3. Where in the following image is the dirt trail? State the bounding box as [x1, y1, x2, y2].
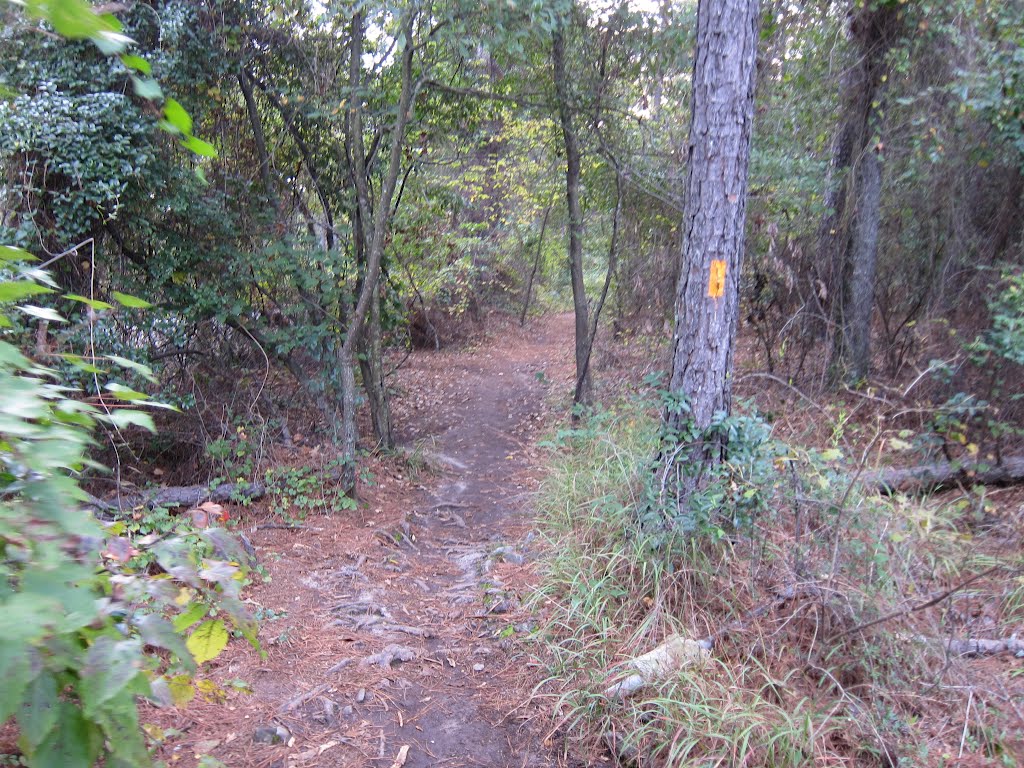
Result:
[158, 315, 578, 768]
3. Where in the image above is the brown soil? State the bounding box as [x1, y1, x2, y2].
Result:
[144, 313, 580, 768]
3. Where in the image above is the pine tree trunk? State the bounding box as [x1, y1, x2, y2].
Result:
[665, 0, 760, 498]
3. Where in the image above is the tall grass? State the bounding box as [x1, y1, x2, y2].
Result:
[529, 393, 1021, 767]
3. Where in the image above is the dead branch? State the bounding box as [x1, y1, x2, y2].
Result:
[868, 455, 1024, 495]
[914, 635, 1024, 657]
[830, 565, 1004, 642]
[85, 481, 266, 513]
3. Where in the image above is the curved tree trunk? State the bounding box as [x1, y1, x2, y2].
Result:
[665, 0, 760, 502]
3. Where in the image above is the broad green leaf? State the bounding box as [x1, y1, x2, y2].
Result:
[163, 98, 193, 136]
[0, 281, 52, 303]
[62, 353, 106, 374]
[92, 30, 134, 56]
[0, 246, 36, 262]
[79, 638, 144, 717]
[131, 75, 163, 101]
[91, 690, 149, 765]
[41, 0, 120, 38]
[19, 305, 65, 322]
[107, 354, 156, 382]
[104, 383, 150, 402]
[105, 409, 157, 432]
[172, 601, 209, 634]
[120, 54, 151, 75]
[0, 641, 31, 722]
[17, 672, 59, 749]
[186, 620, 229, 665]
[135, 614, 195, 672]
[183, 135, 218, 158]
[110, 291, 153, 308]
[31, 702, 103, 768]
[64, 293, 113, 310]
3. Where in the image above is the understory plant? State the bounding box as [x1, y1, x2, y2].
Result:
[1, 248, 256, 767]
[531, 387, 1019, 766]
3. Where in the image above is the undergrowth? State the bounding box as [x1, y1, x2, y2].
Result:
[531, 390, 1022, 767]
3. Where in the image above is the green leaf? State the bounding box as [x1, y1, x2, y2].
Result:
[62, 353, 106, 374]
[110, 291, 153, 308]
[172, 602, 209, 634]
[105, 409, 157, 432]
[79, 638, 144, 717]
[19, 305, 65, 322]
[120, 54, 151, 75]
[44, 0, 121, 38]
[186, 620, 229, 665]
[0, 246, 36, 262]
[136, 613, 195, 672]
[107, 354, 156, 382]
[163, 98, 193, 136]
[183, 135, 218, 158]
[0, 281, 52, 303]
[64, 293, 113, 310]
[17, 672, 59, 750]
[130, 75, 163, 101]
[0, 640, 31, 723]
[88, 690, 149, 766]
[31, 702, 103, 768]
[104, 383, 150, 402]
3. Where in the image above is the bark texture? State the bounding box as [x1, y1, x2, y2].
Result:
[667, 0, 759, 445]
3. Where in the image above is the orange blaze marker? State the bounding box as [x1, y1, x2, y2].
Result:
[708, 259, 726, 298]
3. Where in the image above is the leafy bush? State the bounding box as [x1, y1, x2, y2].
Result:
[1, 249, 255, 767]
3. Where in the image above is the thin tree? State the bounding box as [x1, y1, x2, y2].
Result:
[664, 0, 760, 501]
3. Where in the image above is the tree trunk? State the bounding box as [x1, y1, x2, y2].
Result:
[665, 0, 760, 498]
[237, 69, 276, 210]
[358, 294, 395, 451]
[821, 2, 904, 384]
[520, 202, 552, 326]
[338, 9, 416, 491]
[840, 145, 882, 382]
[552, 25, 592, 409]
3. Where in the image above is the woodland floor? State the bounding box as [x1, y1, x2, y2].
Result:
[145, 313, 585, 768]
[118, 308, 1024, 768]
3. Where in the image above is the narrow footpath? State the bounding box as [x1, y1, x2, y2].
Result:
[153, 315, 579, 768]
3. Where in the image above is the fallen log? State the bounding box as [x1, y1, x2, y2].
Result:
[84, 481, 266, 513]
[868, 455, 1024, 495]
[914, 635, 1024, 657]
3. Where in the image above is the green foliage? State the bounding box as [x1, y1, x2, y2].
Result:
[0, 256, 255, 767]
[265, 463, 357, 523]
[0, 88, 152, 247]
[529, 387, 991, 764]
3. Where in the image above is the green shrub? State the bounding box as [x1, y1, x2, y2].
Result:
[1, 249, 255, 767]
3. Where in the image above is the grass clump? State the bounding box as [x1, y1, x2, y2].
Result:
[530, 389, 1023, 767]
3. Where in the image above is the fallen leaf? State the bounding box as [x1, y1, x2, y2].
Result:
[389, 745, 410, 768]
